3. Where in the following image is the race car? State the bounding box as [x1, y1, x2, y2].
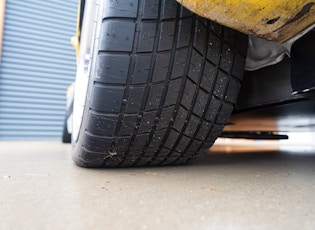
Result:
[64, 0, 315, 167]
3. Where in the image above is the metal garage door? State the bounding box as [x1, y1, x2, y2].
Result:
[0, 0, 77, 140]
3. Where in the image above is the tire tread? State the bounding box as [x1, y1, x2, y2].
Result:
[74, 0, 248, 167]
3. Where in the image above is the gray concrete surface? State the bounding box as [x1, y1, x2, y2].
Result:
[1, 141, 315, 230]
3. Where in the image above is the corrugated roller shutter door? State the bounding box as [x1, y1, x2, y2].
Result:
[0, 0, 77, 140]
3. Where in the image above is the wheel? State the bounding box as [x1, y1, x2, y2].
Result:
[62, 83, 75, 144]
[72, 0, 248, 167]
[62, 117, 71, 143]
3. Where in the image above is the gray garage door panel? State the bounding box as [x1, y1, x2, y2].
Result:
[0, 0, 77, 140]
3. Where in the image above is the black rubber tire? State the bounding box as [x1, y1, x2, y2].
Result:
[62, 117, 71, 143]
[72, 0, 248, 167]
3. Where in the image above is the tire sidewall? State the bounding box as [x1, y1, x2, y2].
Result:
[71, 0, 103, 164]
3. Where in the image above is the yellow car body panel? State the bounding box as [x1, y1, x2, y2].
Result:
[73, 0, 315, 54]
[72, 0, 83, 63]
[179, 0, 315, 42]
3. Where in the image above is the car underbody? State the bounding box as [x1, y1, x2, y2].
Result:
[225, 28, 315, 139]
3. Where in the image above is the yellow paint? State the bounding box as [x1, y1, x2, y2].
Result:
[72, 0, 82, 63]
[73, 0, 315, 47]
[66, 83, 75, 97]
[179, 0, 315, 42]
[71, 35, 79, 62]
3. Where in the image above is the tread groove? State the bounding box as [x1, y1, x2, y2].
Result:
[118, 0, 164, 167]
[156, 10, 196, 165]
[129, 0, 167, 167]
[170, 18, 212, 164]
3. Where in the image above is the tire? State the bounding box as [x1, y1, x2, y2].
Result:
[62, 117, 71, 143]
[72, 0, 248, 167]
[62, 84, 74, 144]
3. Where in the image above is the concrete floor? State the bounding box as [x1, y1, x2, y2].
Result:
[1, 141, 315, 230]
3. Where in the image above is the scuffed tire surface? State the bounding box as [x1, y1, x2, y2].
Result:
[72, 0, 248, 167]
